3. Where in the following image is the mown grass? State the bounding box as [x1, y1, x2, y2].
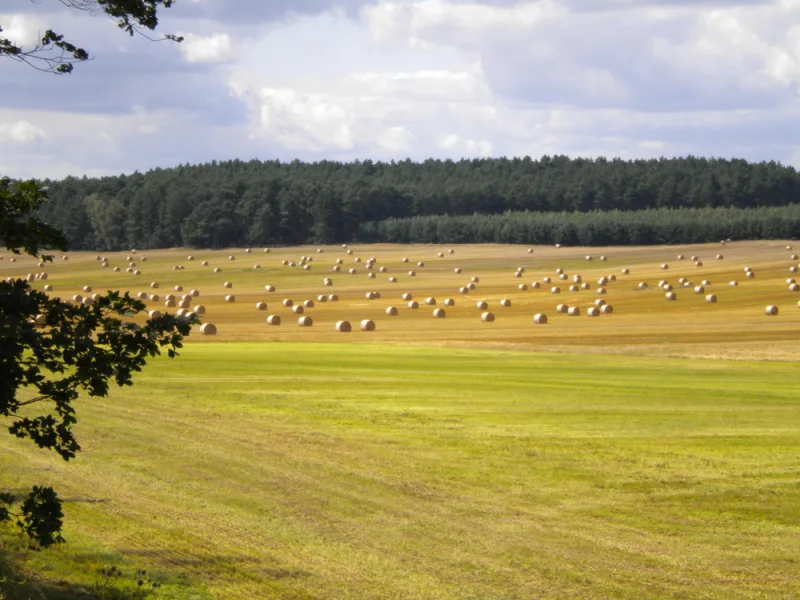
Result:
[2, 342, 799, 599]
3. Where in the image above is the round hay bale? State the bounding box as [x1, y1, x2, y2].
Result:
[690, 255, 698, 261]
[335, 321, 352, 332]
[695, 261, 703, 267]
[500, 299, 511, 307]
[389, 277, 398, 282]
[459, 287, 469, 294]
[532, 282, 541, 289]
[113, 267, 121, 272]
[282, 260, 289, 266]
[379, 266, 387, 273]
[790, 266, 798, 273]
[164, 299, 176, 308]
[304, 299, 315, 308]
[543, 276, 551, 283]
[360, 319, 376, 331]
[174, 285, 184, 292]
[665, 291, 677, 301]
[569, 285, 579, 292]
[426, 297, 436, 305]
[716, 254, 723, 260]
[559, 274, 568, 281]
[471, 276, 480, 283]
[402, 293, 413, 301]
[600, 256, 608, 262]
[147, 309, 163, 320]
[662, 284, 673, 292]
[527, 248, 533, 253]
[137, 291, 148, 300]
[417, 261, 425, 267]
[298, 316, 313, 327]
[587, 307, 600, 317]
[82, 297, 93, 306]
[256, 302, 267, 311]
[225, 295, 235, 303]
[385, 306, 399, 316]
[266, 315, 281, 325]
[317, 295, 328, 303]
[202, 260, 210, 266]
[556, 269, 564, 275]
[551, 287, 561, 294]
[408, 271, 416, 277]
[223, 282, 232, 289]
[556, 304, 568, 313]
[150, 282, 160, 289]
[518, 284, 528, 291]
[701, 279, 711, 286]
[598, 277, 609, 285]
[228, 255, 236, 261]
[448, 249, 454, 254]
[514, 271, 522, 278]
[567, 307, 580, 316]
[694, 285, 705, 294]
[586, 255, 593, 262]
[454, 268, 462, 274]
[254, 264, 263, 270]
[597, 287, 607, 295]
[476, 300, 488, 310]
[72, 294, 83, 303]
[347, 250, 353, 255]
[789, 283, 800, 292]
[43, 284, 53, 292]
[282, 299, 294, 307]
[788, 278, 797, 285]
[791, 254, 799, 260]
[102, 262, 109, 268]
[572, 274, 582, 283]
[133, 270, 142, 276]
[555, 243, 561, 248]
[444, 298, 455, 306]
[193, 305, 205, 314]
[408, 301, 419, 309]
[176, 308, 188, 317]
[332, 265, 341, 272]
[348, 268, 356, 275]
[328, 294, 339, 301]
[705, 294, 717, 303]
[638, 282, 648, 290]
[368, 272, 375, 279]
[481, 312, 495, 322]
[517, 267, 525, 274]
[214, 267, 222, 273]
[533, 313, 548, 324]
[601, 304, 614, 314]
[365, 291, 376, 300]
[746, 271, 755, 278]
[199, 323, 218, 336]
[661, 264, 669, 270]
[730, 281, 738, 286]
[289, 262, 297, 268]
[82, 285, 92, 293]
[432, 308, 446, 318]
[354, 257, 362, 263]
[765, 305, 778, 316]
[317, 248, 324, 253]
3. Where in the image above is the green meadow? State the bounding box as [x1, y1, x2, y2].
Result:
[2, 242, 800, 599]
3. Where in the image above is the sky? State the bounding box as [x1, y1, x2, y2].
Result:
[1, 0, 800, 179]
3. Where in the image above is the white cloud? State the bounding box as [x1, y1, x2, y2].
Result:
[0, 120, 45, 143]
[0, 13, 43, 47]
[178, 32, 233, 63]
[377, 126, 413, 153]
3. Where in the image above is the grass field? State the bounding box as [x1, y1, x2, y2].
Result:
[1, 242, 799, 599]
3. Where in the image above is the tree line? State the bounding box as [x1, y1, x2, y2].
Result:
[31, 155, 800, 250]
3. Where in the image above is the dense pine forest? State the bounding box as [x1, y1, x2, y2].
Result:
[31, 155, 800, 250]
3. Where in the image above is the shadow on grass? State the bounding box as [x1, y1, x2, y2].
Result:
[0, 547, 156, 600]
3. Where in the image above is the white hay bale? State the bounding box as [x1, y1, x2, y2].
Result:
[256, 302, 267, 311]
[385, 306, 399, 316]
[706, 294, 717, 303]
[408, 271, 416, 277]
[366, 291, 377, 300]
[471, 276, 480, 283]
[417, 261, 425, 268]
[368, 272, 375, 279]
[348, 268, 357, 275]
[317, 249, 324, 254]
[432, 308, 446, 318]
[379, 266, 388, 273]
[43, 285, 53, 292]
[164, 299, 176, 308]
[533, 313, 548, 324]
[134, 270, 142, 276]
[165, 294, 176, 302]
[72, 294, 83, 304]
[347, 250, 354, 255]
[481, 312, 495, 322]
[335, 321, 352, 332]
[695, 261, 703, 267]
[556, 304, 568, 313]
[567, 307, 580, 316]
[292, 305, 304, 314]
[193, 305, 205, 314]
[150, 282, 159, 289]
[518, 284, 528, 291]
[791, 254, 799, 260]
[408, 301, 419, 309]
[694, 285, 705, 294]
[444, 298, 455, 306]
[569, 285, 579, 292]
[555, 243, 561, 248]
[476, 300, 488, 310]
[500, 299, 511, 307]
[137, 292, 148, 300]
[402, 257, 409, 263]
[691, 255, 698, 261]
[543, 276, 551, 283]
[298, 316, 313, 327]
[701, 279, 711, 286]
[266, 315, 282, 325]
[527, 248, 533, 253]
[517, 267, 525, 274]
[532, 282, 541, 289]
[730, 281, 738, 286]
[282, 260, 289, 266]
[282, 299, 293, 307]
[148, 310, 162, 319]
[662, 283, 673, 292]
[426, 297, 436, 305]
[332, 265, 341, 272]
[791, 266, 798, 273]
[174, 285, 183, 292]
[746, 271, 755, 278]
[597, 287, 607, 295]
[789, 283, 800, 292]
[601, 304, 614, 314]
[765, 305, 778, 316]
[598, 277, 609, 286]
[323, 278, 333, 286]
[102, 263, 109, 268]
[82, 285, 92, 293]
[586, 256, 593, 262]
[551, 287, 561, 294]
[460, 287, 469, 294]
[223, 282, 232, 289]
[360, 319, 376, 331]
[661, 264, 669, 270]
[438, 252, 444, 258]
[225, 295, 235, 303]
[556, 268, 564, 275]
[559, 274, 568, 281]
[587, 307, 600, 317]
[402, 293, 413, 301]
[454, 267, 462, 274]
[188, 255, 194, 261]
[600, 256, 608, 262]
[716, 254, 723, 260]
[228, 255, 236, 261]
[202, 260, 209, 266]
[514, 271, 522, 278]
[317, 295, 328, 303]
[665, 291, 677, 301]
[254, 264, 263, 270]
[744, 266, 752, 272]
[213, 267, 221, 273]
[448, 249, 454, 254]
[355, 257, 362, 263]
[638, 282, 648, 290]
[389, 277, 398, 283]
[788, 278, 797, 285]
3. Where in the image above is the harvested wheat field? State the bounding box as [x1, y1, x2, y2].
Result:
[1, 241, 799, 600]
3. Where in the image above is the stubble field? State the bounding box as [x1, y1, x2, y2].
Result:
[1, 241, 799, 599]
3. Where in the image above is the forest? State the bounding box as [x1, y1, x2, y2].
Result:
[29, 155, 800, 249]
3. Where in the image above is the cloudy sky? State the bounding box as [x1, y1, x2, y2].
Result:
[1, 0, 800, 179]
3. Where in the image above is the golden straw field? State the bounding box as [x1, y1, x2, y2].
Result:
[1, 241, 800, 600]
